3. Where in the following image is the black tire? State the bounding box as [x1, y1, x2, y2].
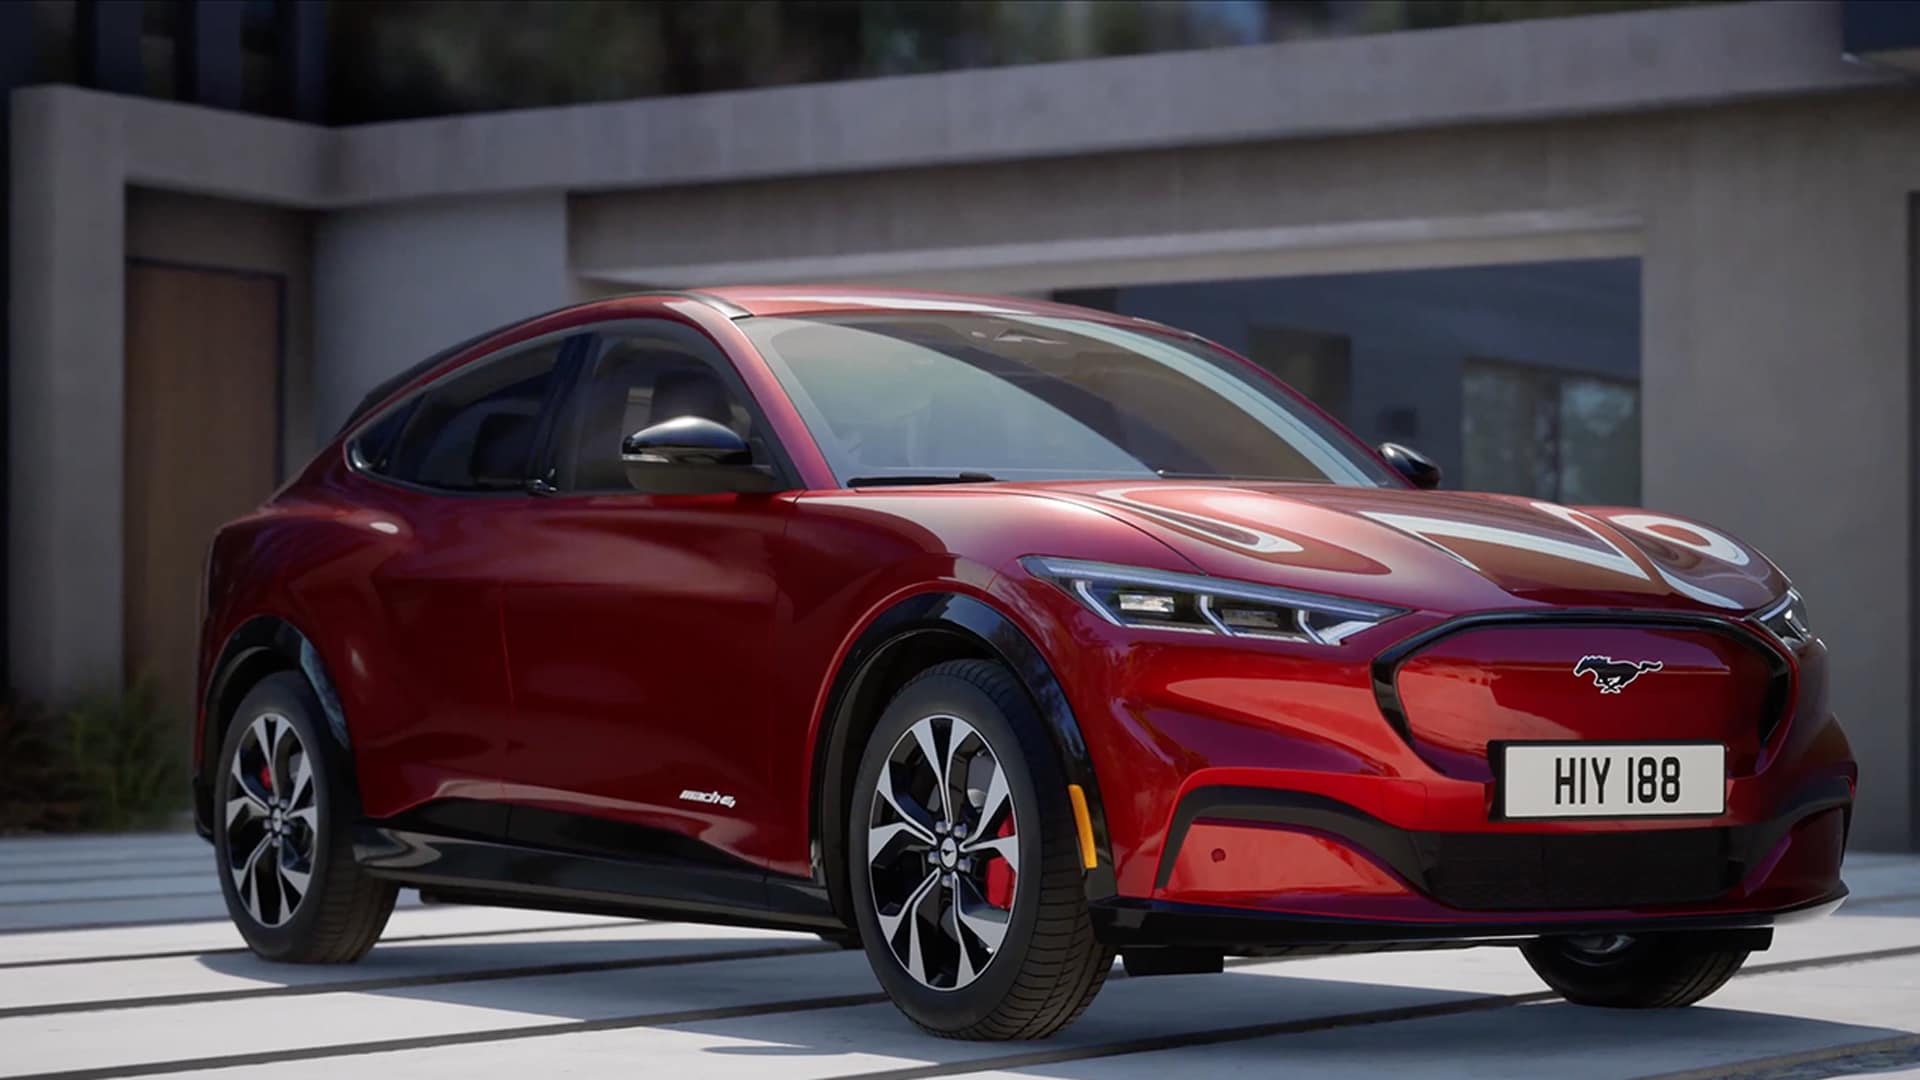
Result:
[213, 671, 397, 963]
[818, 929, 863, 950]
[847, 659, 1113, 1040]
[1522, 933, 1749, 1008]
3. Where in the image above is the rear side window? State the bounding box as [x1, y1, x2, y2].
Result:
[364, 340, 565, 492]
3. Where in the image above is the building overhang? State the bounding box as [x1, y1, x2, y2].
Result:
[13, 1, 1900, 215]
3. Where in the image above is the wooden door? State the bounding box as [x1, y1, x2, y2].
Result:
[124, 263, 281, 721]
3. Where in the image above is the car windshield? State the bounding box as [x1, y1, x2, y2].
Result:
[742, 311, 1395, 487]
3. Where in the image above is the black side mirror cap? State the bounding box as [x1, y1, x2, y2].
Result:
[1379, 442, 1442, 490]
[621, 416, 752, 467]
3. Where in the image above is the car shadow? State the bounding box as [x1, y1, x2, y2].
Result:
[189, 930, 1916, 1077]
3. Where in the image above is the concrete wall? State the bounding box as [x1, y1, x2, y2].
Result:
[311, 194, 570, 434]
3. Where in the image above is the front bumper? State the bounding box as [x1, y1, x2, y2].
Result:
[1093, 777, 1851, 953]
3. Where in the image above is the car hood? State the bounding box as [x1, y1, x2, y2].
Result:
[1016, 481, 1786, 616]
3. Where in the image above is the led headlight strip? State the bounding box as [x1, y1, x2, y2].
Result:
[1022, 556, 1403, 645]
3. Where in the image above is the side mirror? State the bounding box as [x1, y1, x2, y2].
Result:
[1379, 442, 1441, 490]
[621, 416, 752, 467]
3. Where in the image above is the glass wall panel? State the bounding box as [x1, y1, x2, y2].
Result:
[1055, 258, 1640, 502]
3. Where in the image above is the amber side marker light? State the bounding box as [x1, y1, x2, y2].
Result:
[1067, 784, 1098, 870]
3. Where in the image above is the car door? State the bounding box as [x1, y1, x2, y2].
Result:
[494, 318, 797, 872]
[344, 332, 580, 825]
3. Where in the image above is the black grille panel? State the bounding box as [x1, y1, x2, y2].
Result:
[1410, 829, 1738, 911]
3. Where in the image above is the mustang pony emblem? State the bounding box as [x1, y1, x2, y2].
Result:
[1574, 655, 1664, 694]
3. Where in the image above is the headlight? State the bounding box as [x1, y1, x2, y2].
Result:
[1756, 589, 1814, 650]
[1022, 556, 1403, 645]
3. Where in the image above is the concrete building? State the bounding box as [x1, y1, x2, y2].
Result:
[8, 2, 1920, 848]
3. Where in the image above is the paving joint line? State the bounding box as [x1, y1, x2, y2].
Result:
[0, 941, 838, 1019]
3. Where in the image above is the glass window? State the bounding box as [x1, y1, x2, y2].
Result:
[347, 399, 415, 476]
[742, 312, 1393, 487]
[550, 329, 764, 495]
[1055, 259, 1642, 498]
[377, 340, 565, 492]
[1462, 360, 1640, 504]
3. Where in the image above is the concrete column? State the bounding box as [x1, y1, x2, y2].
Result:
[1640, 102, 1920, 849]
[312, 194, 572, 433]
[8, 91, 128, 702]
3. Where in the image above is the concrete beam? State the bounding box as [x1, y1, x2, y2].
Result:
[577, 208, 1644, 293]
[330, 1, 1893, 205]
[16, 2, 1902, 213]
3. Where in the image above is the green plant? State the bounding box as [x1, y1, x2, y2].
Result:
[59, 678, 191, 832]
[0, 697, 85, 832]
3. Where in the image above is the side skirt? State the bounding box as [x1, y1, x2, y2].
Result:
[352, 825, 844, 934]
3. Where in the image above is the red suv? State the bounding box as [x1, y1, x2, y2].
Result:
[196, 288, 1853, 1039]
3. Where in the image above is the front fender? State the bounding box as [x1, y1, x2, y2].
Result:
[810, 591, 1118, 904]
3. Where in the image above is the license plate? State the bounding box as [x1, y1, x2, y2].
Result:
[1500, 743, 1726, 819]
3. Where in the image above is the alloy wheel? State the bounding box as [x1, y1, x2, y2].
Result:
[866, 713, 1020, 991]
[224, 712, 318, 927]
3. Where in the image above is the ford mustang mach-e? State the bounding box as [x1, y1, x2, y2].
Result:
[196, 287, 1853, 1039]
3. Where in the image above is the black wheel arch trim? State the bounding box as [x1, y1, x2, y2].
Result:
[1370, 609, 1795, 748]
[195, 616, 355, 840]
[810, 591, 1119, 909]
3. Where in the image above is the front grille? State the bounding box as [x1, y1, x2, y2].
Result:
[1409, 828, 1738, 911]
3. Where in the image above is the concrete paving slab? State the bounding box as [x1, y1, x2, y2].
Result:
[0, 872, 218, 904]
[0, 831, 1913, 1080]
[0, 921, 823, 1014]
[0, 903, 626, 965]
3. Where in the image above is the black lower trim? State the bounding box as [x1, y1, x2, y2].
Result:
[355, 826, 841, 932]
[1090, 893, 1840, 956]
[1154, 778, 1852, 910]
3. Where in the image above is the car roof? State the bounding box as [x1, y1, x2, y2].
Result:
[689, 286, 1173, 329]
[336, 287, 1184, 435]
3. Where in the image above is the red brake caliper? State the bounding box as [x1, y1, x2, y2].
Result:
[984, 817, 1015, 909]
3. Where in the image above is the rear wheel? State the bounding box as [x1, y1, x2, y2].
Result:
[848, 660, 1113, 1039]
[214, 672, 396, 963]
[1522, 933, 1749, 1008]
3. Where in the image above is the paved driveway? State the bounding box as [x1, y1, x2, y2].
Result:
[3, 832, 1919, 1079]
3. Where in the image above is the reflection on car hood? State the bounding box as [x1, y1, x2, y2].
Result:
[1018, 481, 1786, 616]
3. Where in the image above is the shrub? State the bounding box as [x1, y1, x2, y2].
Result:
[61, 679, 190, 831]
[0, 697, 84, 832]
[0, 679, 190, 833]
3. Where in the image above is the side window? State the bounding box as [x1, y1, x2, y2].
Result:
[348, 399, 416, 475]
[381, 340, 565, 492]
[551, 329, 762, 494]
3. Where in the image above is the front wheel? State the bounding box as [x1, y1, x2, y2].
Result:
[214, 672, 397, 963]
[847, 660, 1113, 1039]
[1522, 933, 1749, 1008]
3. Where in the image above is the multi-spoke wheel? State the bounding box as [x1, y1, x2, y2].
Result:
[224, 711, 318, 926]
[867, 713, 1020, 990]
[848, 660, 1113, 1039]
[1523, 932, 1751, 1008]
[214, 672, 396, 963]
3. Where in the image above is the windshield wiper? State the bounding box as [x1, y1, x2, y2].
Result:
[846, 472, 999, 487]
[1153, 470, 1331, 483]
